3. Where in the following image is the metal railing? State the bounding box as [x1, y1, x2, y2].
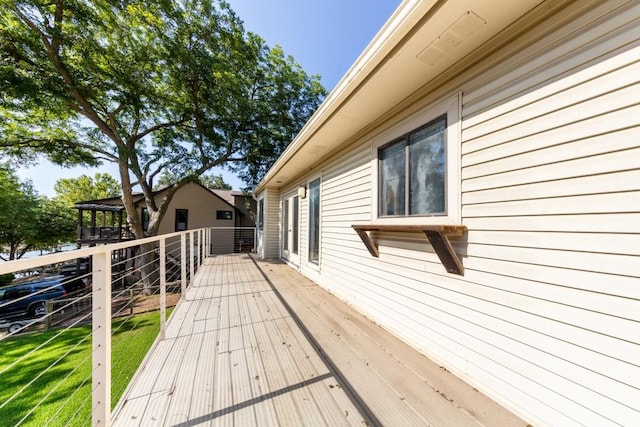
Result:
[209, 226, 257, 255]
[78, 226, 135, 242]
[0, 228, 211, 426]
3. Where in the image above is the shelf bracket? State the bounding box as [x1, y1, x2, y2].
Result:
[352, 224, 467, 276]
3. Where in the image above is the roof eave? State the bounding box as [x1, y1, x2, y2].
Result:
[253, 0, 545, 196]
[253, 0, 432, 195]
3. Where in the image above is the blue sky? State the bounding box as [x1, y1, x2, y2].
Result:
[17, 0, 401, 196]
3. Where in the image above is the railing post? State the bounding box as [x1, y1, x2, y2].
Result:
[92, 251, 112, 427]
[203, 228, 207, 259]
[200, 228, 207, 265]
[206, 228, 210, 257]
[203, 228, 207, 257]
[194, 231, 199, 273]
[45, 300, 52, 330]
[159, 237, 166, 340]
[190, 231, 195, 281]
[180, 233, 187, 297]
[253, 227, 257, 253]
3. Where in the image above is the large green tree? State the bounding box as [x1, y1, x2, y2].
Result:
[0, 165, 39, 260]
[51, 172, 121, 240]
[0, 165, 74, 260]
[32, 197, 76, 252]
[53, 173, 121, 205]
[153, 170, 232, 191]
[0, 0, 325, 240]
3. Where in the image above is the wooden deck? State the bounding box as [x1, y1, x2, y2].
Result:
[112, 254, 526, 426]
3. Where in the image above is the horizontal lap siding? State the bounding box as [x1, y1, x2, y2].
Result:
[265, 188, 280, 258]
[459, 1, 640, 425]
[319, 146, 373, 301]
[308, 1, 640, 427]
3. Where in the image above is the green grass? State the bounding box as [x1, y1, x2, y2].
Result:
[0, 309, 173, 426]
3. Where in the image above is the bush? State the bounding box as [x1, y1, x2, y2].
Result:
[0, 273, 14, 287]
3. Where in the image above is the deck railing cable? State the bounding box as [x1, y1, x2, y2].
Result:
[0, 227, 252, 425]
[0, 229, 203, 425]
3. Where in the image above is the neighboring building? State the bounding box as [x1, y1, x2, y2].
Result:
[254, 1, 640, 426]
[210, 189, 258, 253]
[210, 189, 257, 230]
[76, 183, 256, 252]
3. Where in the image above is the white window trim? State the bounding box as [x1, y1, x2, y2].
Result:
[255, 195, 265, 258]
[279, 187, 298, 260]
[370, 93, 461, 225]
[305, 173, 322, 270]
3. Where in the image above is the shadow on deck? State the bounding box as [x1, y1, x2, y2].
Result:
[112, 254, 525, 426]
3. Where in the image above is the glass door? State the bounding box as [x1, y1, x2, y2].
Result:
[282, 195, 299, 265]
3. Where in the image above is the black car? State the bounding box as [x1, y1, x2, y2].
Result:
[0, 278, 67, 320]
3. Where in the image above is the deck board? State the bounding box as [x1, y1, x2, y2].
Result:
[113, 254, 525, 426]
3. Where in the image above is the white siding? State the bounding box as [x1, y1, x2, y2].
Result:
[289, 1, 640, 426]
[263, 187, 280, 259]
[453, 3, 640, 423]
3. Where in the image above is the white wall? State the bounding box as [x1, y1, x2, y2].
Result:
[266, 1, 640, 425]
[263, 187, 281, 259]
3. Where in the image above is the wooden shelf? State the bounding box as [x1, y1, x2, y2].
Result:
[351, 224, 467, 275]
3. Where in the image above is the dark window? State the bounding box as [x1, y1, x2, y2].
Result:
[308, 179, 320, 265]
[3, 286, 30, 300]
[141, 208, 150, 231]
[175, 209, 188, 231]
[258, 199, 264, 230]
[34, 283, 62, 294]
[283, 199, 289, 251]
[216, 210, 233, 220]
[379, 115, 446, 217]
[292, 196, 299, 254]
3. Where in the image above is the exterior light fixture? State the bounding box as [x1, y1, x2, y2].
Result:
[298, 185, 307, 199]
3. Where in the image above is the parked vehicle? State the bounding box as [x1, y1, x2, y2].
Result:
[0, 278, 67, 320]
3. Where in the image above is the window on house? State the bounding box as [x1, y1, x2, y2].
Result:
[141, 207, 150, 231]
[379, 115, 446, 217]
[292, 196, 299, 254]
[258, 198, 264, 230]
[216, 210, 233, 220]
[308, 179, 320, 265]
[175, 209, 188, 231]
[283, 199, 289, 251]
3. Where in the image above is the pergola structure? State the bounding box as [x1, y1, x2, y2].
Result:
[74, 203, 134, 246]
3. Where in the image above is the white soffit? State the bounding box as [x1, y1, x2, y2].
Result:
[255, 0, 544, 193]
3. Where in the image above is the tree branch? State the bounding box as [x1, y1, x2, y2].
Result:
[133, 118, 190, 143]
[51, 0, 64, 55]
[0, 137, 118, 162]
[12, 4, 127, 149]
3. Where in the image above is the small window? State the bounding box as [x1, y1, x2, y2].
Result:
[216, 210, 233, 220]
[257, 198, 264, 230]
[34, 283, 61, 294]
[175, 209, 188, 231]
[141, 207, 150, 231]
[379, 116, 446, 217]
[4, 286, 30, 300]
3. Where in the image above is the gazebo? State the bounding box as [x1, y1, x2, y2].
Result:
[74, 203, 134, 246]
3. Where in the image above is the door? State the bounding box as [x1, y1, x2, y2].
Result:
[282, 195, 299, 265]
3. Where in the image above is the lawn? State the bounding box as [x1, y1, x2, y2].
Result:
[0, 309, 171, 426]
